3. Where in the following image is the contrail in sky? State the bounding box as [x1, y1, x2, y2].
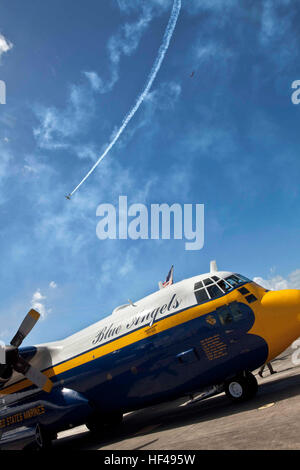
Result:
[68, 0, 181, 197]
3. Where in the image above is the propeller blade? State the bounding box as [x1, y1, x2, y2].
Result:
[25, 366, 53, 393]
[10, 309, 40, 347]
[0, 311, 51, 391]
[12, 355, 53, 393]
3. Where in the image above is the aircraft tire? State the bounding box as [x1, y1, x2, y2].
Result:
[25, 423, 53, 450]
[225, 372, 258, 403]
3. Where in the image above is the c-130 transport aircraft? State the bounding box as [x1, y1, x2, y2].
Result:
[0, 261, 300, 449]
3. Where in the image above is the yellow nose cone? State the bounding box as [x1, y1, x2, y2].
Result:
[261, 289, 300, 311]
[259, 289, 300, 361]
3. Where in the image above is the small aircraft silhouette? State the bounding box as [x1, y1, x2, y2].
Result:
[65, 194, 71, 200]
[190, 71, 195, 78]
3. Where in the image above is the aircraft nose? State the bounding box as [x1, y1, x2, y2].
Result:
[259, 289, 300, 360]
[261, 289, 300, 321]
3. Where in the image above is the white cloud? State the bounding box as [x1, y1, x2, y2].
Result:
[254, 269, 300, 290]
[146, 81, 181, 110]
[118, 247, 140, 277]
[195, 42, 234, 67]
[73, 143, 99, 161]
[0, 33, 13, 60]
[185, 0, 239, 16]
[260, 0, 293, 45]
[109, 80, 182, 152]
[33, 81, 96, 150]
[49, 281, 57, 289]
[118, 0, 240, 19]
[96, 6, 154, 94]
[31, 289, 47, 318]
[23, 164, 38, 174]
[0, 146, 12, 180]
[83, 71, 102, 91]
[116, 0, 171, 15]
[33, 4, 160, 153]
[0, 143, 13, 205]
[100, 245, 142, 285]
[21, 155, 57, 182]
[258, 0, 298, 71]
[0, 329, 9, 340]
[32, 290, 45, 301]
[85, 1, 173, 96]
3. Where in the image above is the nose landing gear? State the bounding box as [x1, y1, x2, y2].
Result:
[224, 371, 258, 403]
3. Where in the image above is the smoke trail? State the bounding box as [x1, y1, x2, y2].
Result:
[69, 0, 181, 197]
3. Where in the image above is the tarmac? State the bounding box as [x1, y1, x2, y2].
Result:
[53, 347, 300, 450]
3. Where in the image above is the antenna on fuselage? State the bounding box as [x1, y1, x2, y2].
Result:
[210, 260, 218, 273]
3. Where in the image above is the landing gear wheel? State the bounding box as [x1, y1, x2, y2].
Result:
[225, 371, 258, 403]
[86, 411, 123, 434]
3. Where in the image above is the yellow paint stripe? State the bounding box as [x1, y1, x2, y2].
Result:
[42, 303, 207, 380]
[1, 285, 258, 396]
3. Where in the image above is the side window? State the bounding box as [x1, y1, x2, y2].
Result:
[245, 294, 257, 304]
[217, 305, 234, 325]
[238, 287, 250, 295]
[217, 302, 247, 325]
[228, 302, 244, 321]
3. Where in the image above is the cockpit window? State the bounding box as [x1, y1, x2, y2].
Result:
[195, 288, 209, 304]
[194, 280, 203, 290]
[207, 284, 223, 299]
[235, 273, 251, 283]
[224, 274, 252, 289]
[194, 273, 251, 305]
[224, 275, 240, 288]
[217, 279, 232, 293]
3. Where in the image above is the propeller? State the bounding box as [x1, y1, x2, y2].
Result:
[0, 309, 53, 393]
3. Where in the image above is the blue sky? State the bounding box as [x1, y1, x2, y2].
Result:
[1, 0, 300, 345]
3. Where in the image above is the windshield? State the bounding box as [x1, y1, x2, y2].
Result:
[224, 274, 251, 289]
[194, 273, 251, 305]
